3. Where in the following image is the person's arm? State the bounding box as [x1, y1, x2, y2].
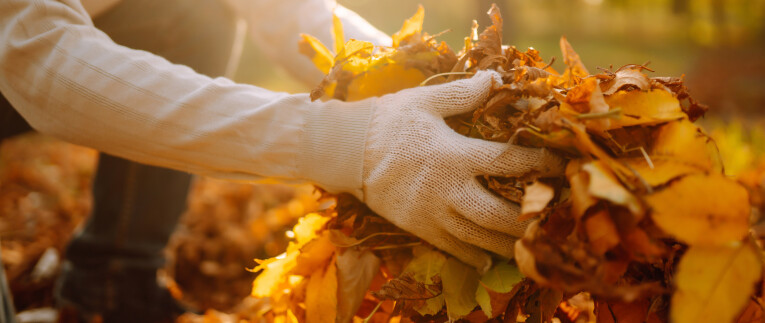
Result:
[221, 0, 391, 85]
[0, 0, 563, 270]
[0, 0, 372, 190]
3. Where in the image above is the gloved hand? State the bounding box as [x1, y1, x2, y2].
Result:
[361, 71, 563, 270]
[299, 71, 564, 270]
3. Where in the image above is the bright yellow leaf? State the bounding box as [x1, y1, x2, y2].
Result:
[251, 252, 298, 297]
[645, 173, 750, 246]
[651, 119, 724, 173]
[336, 40, 374, 67]
[621, 157, 700, 187]
[332, 14, 344, 55]
[293, 213, 329, 245]
[346, 64, 426, 101]
[582, 161, 643, 215]
[604, 89, 686, 129]
[292, 232, 336, 276]
[305, 258, 338, 323]
[391, 5, 424, 47]
[671, 242, 762, 323]
[298, 34, 334, 74]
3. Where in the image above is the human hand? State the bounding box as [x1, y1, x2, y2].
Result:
[360, 71, 564, 270]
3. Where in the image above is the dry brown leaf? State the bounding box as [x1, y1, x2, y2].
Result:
[336, 249, 381, 323]
[600, 65, 652, 96]
[584, 210, 620, 256]
[520, 181, 555, 220]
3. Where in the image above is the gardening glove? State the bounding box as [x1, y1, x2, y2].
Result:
[299, 71, 564, 270]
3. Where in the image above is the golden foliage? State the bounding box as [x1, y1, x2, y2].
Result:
[248, 4, 764, 323]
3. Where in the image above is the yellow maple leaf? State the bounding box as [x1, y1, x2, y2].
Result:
[391, 5, 424, 47]
[603, 89, 686, 129]
[620, 158, 699, 187]
[305, 257, 338, 323]
[346, 64, 426, 101]
[671, 242, 762, 323]
[645, 173, 750, 246]
[651, 119, 724, 173]
[298, 34, 334, 74]
[332, 14, 344, 55]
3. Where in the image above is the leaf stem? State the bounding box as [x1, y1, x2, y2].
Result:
[362, 302, 384, 323]
[419, 72, 476, 86]
[576, 107, 622, 120]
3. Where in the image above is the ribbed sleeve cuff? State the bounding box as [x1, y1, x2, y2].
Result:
[298, 99, 375, 197]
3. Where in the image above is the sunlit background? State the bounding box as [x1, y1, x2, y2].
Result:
[239, 0, 765, 118]
[236, 0, 765, 175]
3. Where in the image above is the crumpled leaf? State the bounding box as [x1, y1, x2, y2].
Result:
[391, 5, 424, 47]
[582, 161, 643, 216]
[298, 34, 334, 74]
[514, 221, 549, 286]
[672, 242, 763, 323]
[251, 213, 329, 297]
[472, 4, 503, 58]
[600, 65, 652, 96]
[475, 261, 523, 318]
[305, 258, 338, 323]
[372, 272, 441, 316]
[336, 249, 381, 323]
[520, 181, 555, 220]
[441, 257, 480, 320]
[584, 210, 620, 256]
[402, 245, 447, 316]
[645, 173, 750, 246]
[250, 252, 298, 298]
[292, 232, 335, 276]
[332, 14, 344, 55]
[558, 36, 589, 86]
[525, 287, 564, 323]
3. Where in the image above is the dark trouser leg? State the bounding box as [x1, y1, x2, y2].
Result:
[0, 75, 32, 323]
[0, 94, 32, 140]
[56, 0, 236, 320]
[0, 248, 18, 323]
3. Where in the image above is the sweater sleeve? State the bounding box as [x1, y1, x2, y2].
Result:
[0, 0, 373, 194]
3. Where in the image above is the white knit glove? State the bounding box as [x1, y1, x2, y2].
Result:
[298, 71, 563, 270]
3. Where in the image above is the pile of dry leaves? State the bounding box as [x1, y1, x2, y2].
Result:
[243, 4, 765, 323]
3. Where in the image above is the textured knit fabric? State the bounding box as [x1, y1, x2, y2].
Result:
[0, 0, 374, 195]
[360, 71, 565, 270]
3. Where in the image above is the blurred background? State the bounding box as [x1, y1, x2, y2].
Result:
[242, 0, 765, 120]
[2, 0, 765, 321]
